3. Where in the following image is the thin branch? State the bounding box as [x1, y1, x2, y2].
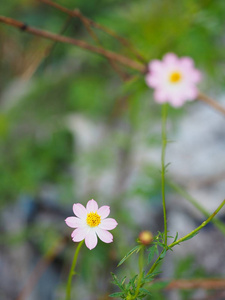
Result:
[38, 0, 146, 63]
[165, 278, 225, 290]
[198, 91, 225, 116]
[169, 181, 225, 236]
[0, 15, 146, 73]
[1, 15, 225, 116]
[21, 16, 73, 79]
[169, 199, 225, 248]
[16, 237, 68, 300]
[147, 199, 225, 276]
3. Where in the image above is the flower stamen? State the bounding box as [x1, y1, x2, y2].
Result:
[169, 71, 182, 83]
[86, 212, 101, 227]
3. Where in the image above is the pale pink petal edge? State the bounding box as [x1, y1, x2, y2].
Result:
[73, 203, 87, 219]
[99, 218, 118, 230]
[96, 228, 113, 243]
[85, 230, 98, 250]
[86, 199, 98, 213]
[98, 206, 110, 219]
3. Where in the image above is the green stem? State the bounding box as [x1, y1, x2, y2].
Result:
[147, 199, 225, 275]
[133, 246, 144, 299]
[169, 199, 225, 248]
[169, 181, 225, 236]
[161, 104, 168, 246]
[65, 240, 84, 300]
[147, 252, 162, 276]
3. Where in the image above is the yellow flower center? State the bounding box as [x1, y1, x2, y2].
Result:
[86, 212, 101, 227]
[169, 71, 182, 83]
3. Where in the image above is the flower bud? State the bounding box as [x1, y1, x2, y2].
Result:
[138, 230, 153, 245]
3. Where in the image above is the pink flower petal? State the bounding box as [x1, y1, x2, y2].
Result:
[184, 85, 198, 100]
[86, 199, 98, 213]
[148, 60, 162, 73]
[99, 218, 118, 230]
[163, 53, 178, 66]
[180, 57, 194, 69]
[146, 53, 201, 107]
[85, 230, 98, 250]
[96, 228, 113, 243]
[65, 216, 83, 228]
[146, 74, 160, 88]
[98, 206, 110, 219]
[154, 89, 168, 103]
[73, 203, 87, 219]
[191, 70, 202, 83]
[72, 227, 89, 242]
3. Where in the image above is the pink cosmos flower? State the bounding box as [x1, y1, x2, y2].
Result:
[145, 53, 202, 107]
[65, 199, 118, 250]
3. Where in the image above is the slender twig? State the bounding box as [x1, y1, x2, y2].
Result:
[161, 104, 168, 246]
[1, 15, 225, 116]
[0, 15, 146, 73]
[169, 199, 225, 248]
[67, 2, 130, 81]
[21, 16, 73, 79]
[197, 92, 225, 116]
[38, 0, 146, 63]
[147, 199, 225, 275]
[161, 278, 225, 290]
[169, 181, 225, 236]
[16, 237, 68, 300]
[38, 0, 137, 80]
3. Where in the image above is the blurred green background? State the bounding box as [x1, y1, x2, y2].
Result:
[0, 0, 225, 299]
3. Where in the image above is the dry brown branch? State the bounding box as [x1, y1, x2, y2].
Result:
[165, 279, 225, 290]
[0, 15, 146, 73]
[198, 92, 225, 116]
[38, 0, 146, 63]
[16, 237, 68, 300]
[21, 16, 73, 80]
[1, 15, 225, 116]
[38, 0, 138, 80]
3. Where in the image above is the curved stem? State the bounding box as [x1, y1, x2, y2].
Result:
[65, 240, 84, 300]
[161, 104, 168, 246]
[147, 252, 162, 276]
[168, 181, 225, 236]
[147, 199, 225, 276]
[169, 199, 225, 248]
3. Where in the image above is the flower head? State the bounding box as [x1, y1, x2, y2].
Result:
[65, 199, 118, 250]
[138, 230, 153, 246]
[145, 53, 202, 107]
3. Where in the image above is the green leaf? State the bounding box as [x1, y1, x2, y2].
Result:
[159, 249, 167, 260]
[182, 231, 199, 242]
[117, 245, 142, 267]
[109, 292, 126, 298]
[139, 288, 152, 296]
[143, 271, 162, 284]
[128, 274, 138, 290]
[147, 245, 157, 264]
[173, 232, 178, 242]
[111, 273, 125, 292]
[156, 242, 165, 248]
[121, 276, 127, 286]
